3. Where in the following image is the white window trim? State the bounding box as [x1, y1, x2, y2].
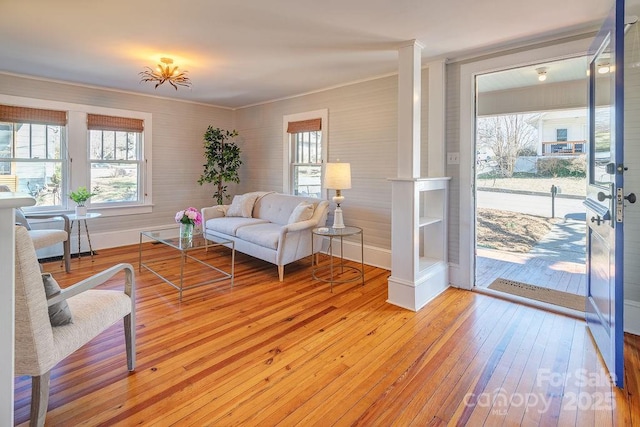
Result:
[0, 94, 153, 217]
[282, 109, 328, 194]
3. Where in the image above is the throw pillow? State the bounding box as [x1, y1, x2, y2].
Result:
[226, 194, 259, 218]
[240, 193, 260, 217]
[42, 273, 73, 326]
[288, 201, 315, 224]
[226, 195, 245, 217]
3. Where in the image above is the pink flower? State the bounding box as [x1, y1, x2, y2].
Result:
[175, 207, 202, 225]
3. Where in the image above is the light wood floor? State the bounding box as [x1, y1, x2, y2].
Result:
[14, 243, 638, 426]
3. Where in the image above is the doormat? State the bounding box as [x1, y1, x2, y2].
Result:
[488, 278, 585, 312]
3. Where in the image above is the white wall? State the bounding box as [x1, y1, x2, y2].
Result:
[233, 69, 432, 263]
[541, 117, 586, 142]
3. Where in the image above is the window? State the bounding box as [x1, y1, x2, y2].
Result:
[88, 114, 144, 205]
[283, 110, 328, 198]
[556, 128, 568, 142]
[0, 105, 67, 208]
[0, 95, 153, 216]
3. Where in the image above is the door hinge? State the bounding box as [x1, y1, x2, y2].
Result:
[617, 187, 624, 222]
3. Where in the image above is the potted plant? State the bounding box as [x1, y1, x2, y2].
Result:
[69, 186, 96, 216]
[198, 126, 242, 205]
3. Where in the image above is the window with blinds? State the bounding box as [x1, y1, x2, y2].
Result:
[87, 114, 144, 205]
[287, 117, 323, 197]
[0, 105, 67, 207]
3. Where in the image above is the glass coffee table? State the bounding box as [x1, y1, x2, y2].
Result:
[139, 227, 234, 301]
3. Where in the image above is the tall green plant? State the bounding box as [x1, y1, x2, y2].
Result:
[198, 126, 242, 205]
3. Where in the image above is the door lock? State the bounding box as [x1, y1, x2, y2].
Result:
[591, 215, 603, 225]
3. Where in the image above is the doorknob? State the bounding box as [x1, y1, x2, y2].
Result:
[597, 191, 612, 202]
[626, 193, 637, 204]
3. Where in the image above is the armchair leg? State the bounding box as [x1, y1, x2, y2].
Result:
[278, 265, 284, 282]
[30, 371, 50, 427]
[63, 237, 71, 273]
[124, 314, 136, 371]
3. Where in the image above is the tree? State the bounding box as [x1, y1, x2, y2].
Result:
[198, 126, 242, 205]
[477, 113, 539, 177]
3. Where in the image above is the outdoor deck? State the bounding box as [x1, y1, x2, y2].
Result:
[476, 247, 586, 295]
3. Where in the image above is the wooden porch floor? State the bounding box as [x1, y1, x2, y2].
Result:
[476, 247, 587, 296]
[14, 243, 636, 426]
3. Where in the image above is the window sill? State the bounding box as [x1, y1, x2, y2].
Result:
[25, 204, 153, 221]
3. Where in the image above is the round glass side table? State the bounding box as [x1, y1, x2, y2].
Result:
[311, 226, 364, 292]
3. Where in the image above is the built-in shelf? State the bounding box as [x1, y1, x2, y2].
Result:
[388, 177, 450, 311]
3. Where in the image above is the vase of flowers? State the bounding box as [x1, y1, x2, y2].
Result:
[175, 207, 202, 243]
[69, 186, 97, 216]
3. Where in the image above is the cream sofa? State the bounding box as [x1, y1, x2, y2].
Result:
[201, 192, 329, 281]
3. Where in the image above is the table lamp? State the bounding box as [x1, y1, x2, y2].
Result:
[324, 162, 351, 228]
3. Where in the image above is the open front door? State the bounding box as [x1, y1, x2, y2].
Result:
[585, 0, 629, 388]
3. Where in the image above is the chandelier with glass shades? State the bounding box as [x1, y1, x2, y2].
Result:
[139, 57, 192, 90]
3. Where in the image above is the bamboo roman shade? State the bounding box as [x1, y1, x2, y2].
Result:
[0, 105, 67, 125]
[286, 118, 321, 134]
[87, 114, 144, 132]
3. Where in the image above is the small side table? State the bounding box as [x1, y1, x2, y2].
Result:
[66, 212, 101, 261]
[311, 225, 364, 292]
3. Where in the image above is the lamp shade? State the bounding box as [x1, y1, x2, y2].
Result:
[324, 162, 351, 189]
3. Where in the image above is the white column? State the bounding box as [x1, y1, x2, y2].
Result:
[388, 43, 450, 311]
[0, 192, 36, 426]
[427, 59, 447, 177]
[397, 40, 423, 179]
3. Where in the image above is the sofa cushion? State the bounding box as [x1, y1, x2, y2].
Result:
[236, 222, 282, 250]
[205, 217, 268, 236]
[288, 201, 315, 224]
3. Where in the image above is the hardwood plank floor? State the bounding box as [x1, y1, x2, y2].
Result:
[14, 243, 638, 426]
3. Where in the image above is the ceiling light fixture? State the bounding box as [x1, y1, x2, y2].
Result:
[139, 57, 192, 90]
[598, 63, 611, 74]
[536, 67, 548, 82]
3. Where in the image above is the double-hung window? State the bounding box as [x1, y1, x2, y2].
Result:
[0, 105, 67, 208]
[88, 114, 144, 205]
[284, 110, 327, 198]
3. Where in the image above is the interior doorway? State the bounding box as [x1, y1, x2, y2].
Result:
[473, 57, 588, 308]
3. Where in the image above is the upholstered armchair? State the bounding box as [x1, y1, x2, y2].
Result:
[0, 185, 71, 272]
[13, 226, 136, 426]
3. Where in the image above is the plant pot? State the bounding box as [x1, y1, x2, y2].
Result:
[75, 206, 87, 217]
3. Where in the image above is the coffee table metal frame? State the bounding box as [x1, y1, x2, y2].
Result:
[139, 227, 234, 301]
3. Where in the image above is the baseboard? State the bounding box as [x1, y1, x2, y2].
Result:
[387, 266, 449, 312]
[317, 237, 390, 270]
[448, 262, 463, 288]
[625, 299, 640, 336]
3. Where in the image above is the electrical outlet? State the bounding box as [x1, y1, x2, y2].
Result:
[447, 152, 460, 165]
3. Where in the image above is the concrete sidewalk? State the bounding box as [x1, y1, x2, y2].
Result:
[529, 218, 586, 264]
